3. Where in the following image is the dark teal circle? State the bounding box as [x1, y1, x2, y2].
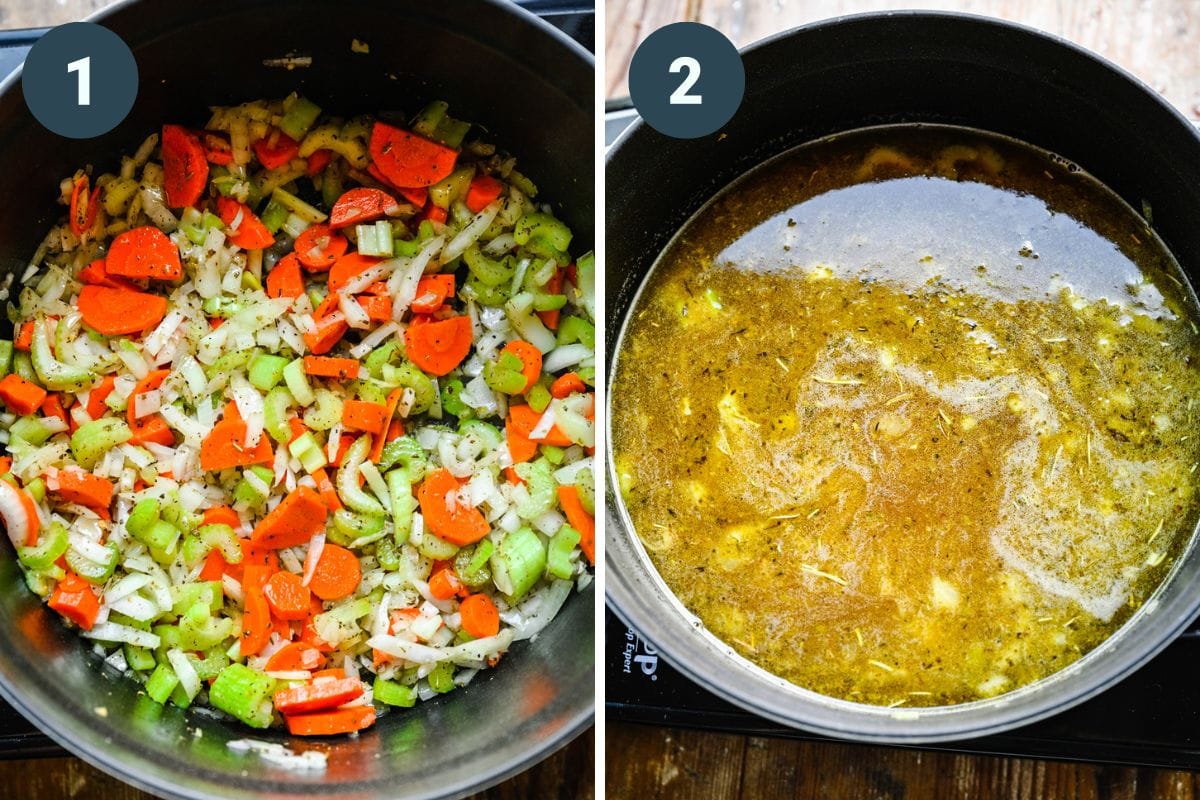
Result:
[628, 22, 745, 139]
[22, 22, 138, 139]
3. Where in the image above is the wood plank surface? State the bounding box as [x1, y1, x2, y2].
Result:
[605, 0, 1200, 121]
[0, 1, 595, 797]
[606, 722, 1200, 800]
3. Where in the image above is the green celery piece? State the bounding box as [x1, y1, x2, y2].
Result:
[264, 386, 295, 444]
[337, 435, 385, 515]
[249, 353, 289, 392]
[145, 663, 179, 705]
[507, 169, 538, 198]
[573, 468, 595, 515]
[209, 664, 275, 729]
[200, 523, 243, 564]
[136, 519, 180, 554]
[483, 362, 527, 395]
[382, 361, 436, 415]
[555, 315, 595, 349]
[378, 435, 428, 481]
[514, 460, 556, 520]
[458, 419, 502, 450]
[17, 522, 68, 570]
[10, 415, 55, 445]
[546, 524, 581, 580]
[272, 187, 328, 223]
[66, 541, 119, 584]
[440, 378, 472, 420]
[0, 340, 13, 378]
[288, 431, 328, 473]
[411, 101, 449, 138]
[531, 293, 567, 312]
[454, 540, 493, 588]
[375, 535, 400, 571]
[12, 352, 35, 383]
[429, 166, 475, 210]
[364, 339, 401, 379]
[279, 96, 322, 141]
[527, 384, 552, 413]
[574, 251, 595, 321]
[541, 444, 565, 465]
[490, 527, 546, 601]
[330, 509, 386, 545]
[302, 388, 343, 431]
[426, 661, 456, 694]
[70, 418, 131, 470]
[31, 319, 93, 391]
[125, 498, 160, 538]
[432, 116, 471, 149]
[283, 358, 315, 406]
[233, 465, 276, 507]
[24, 477, 45, 504]
[385, 470, 415, 545]
[181, 534, 208, 567]
[463, 245, 515, 287]
[373, 676, 417, 707]
[170, 581, 223, 616]
[123, 644, 156, 672]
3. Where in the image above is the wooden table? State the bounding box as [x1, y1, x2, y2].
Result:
[0, 1, 594, 798]
[606, 0, 1200, 797]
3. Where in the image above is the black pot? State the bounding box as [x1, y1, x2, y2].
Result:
[0, 0, 594, 797]
[605, 12, 1200, 742]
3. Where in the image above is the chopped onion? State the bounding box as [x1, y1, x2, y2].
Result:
[349, 321, 399, 360]
[82, 622, 160, 648]
[542, 343, 592, 373]
[301, 532, 325, 587]
[168, 648, 201, 700]
[442, 200, 501, 262]
[528, 406, 557, 441]
[338, 291, 372, 330]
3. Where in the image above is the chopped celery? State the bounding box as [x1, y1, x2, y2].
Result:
[66, 541, 119, 584]
[541, 444, 565, 465]
[202, 296, 244, 319]
[440, 378, 473, 420]
[373, 676, 417, 707]
[385, 469, 414, 545]
[364, 339, 401, 379]
[426, 661, 456, 694]
[379, 436, 427, 482]
[12, 352, 35, 384]
[272, 187, 328, 224]
[209, 664, 275, 729]
[205, 349, 252, 380]
[288, 431, 328, 473]
[463, 245, 515, 287]
[411, 101, 449, 138]
[31, 319, 93, 392]
[10, 415, 55, 445]
[337, 435, 385, 515]
[17, 522, 68, 570]
[430, 166, 474, 210]
[123, 644, 156, 673]
[126, 497, 160, 538]
[490, 527, 546, 601]
[454, 540, 493, 588]
[0, 340, 13, 378]
[433, 116, 471, 149]
[70, 418, 131, 470]
[515, 460, 556, 520]
[201, 523, 243, 564]
[574, 251, 595, 321]
[330, 509, 385, 545]
[181, 534, 208, 567]
[355, 220, 394, 257]
[465, 273, 510, 307]
[527, 383, 552, 413]
[188, 648, 231, 682]
[279, 95, 322, 141]
[264, 386, 295, 444]
[171, 582, 224, 616]
[484, 352, 527, 395]
[145, 663, 179, 705]
[411, 519, 457, 560]
[248, 352, 288, 391]
[547, 524, 581, 580]
[458, 420, 502, 450]
[375, 535, 400, 571]
[259, 199, 289, 234]
[134, 519, 181, 554]
[25, 477, 45, 504]
[233, 465, 276, 508]
[381, 361, 435, 414]
[179, 606, 235, 650]
[302, 388, 343, 431]
[283, 358, 314, 406]
[507, 169, 538, 198]
[574, 467, 595, 515]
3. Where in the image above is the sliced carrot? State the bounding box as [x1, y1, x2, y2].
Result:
[550, 372, 586, 399]
[404, 316, 473, 377]
[284, 705, 376, 736]
[202, 506, 241, 529]
[500, 340, 542, 393]
[369, 122, 458, 188]
[311, 468, 343, 512]
[274, 676, 363, 715]
[341, 399, 387, 433]
[53, 470, 113, 510]
[311, 291, 340, 321]
[264, 642, 326, 673]
[0, 374, 46, 415]
[251, 128, 300, 170]
[128, 415, 174, 447]
[459, 593, 500, 638]
[198, 550, 226, 582]
[294, 224, 348, 272]
[411, 274, 455, 314]
[538, 268, 564, 330]
[69, 175, 101, 237]
[507, 403, 572, 447]
[305, 149, 333, 177]
[505, 424, 538, 464]
[386, 419, 404, 442]
[428, 567, 462, 600]
[161, 124, 208, 208]
[300, 598, 335, 654]
[370, 388, 403, 463]
[14, 322, 32, 352]
[78, 286, 168, 336]
[334, 434, 354, 465]
[329, 187, 400, 230]
[126, 369, 170, 442]
[420, 204, 448, 225]
[40, 393, 67, 425]
[199, 402, 274, 472]
[303, 356, 359, 380]
[417, 468, 490, 547]
[105, 226, 182, 281]
[364, 163, 428, 208]
[250, 486, 328, 549]
[328, 252, 383, 292]
[503, 466, 522, 485]
[263, 571, 313, 621]
[465, 174, 504, 214]
[86, 376, 116, 420]
[358, 294, 392, 323]
[239, 572, 272, 657]
[216, 196, 275, 250]
[302, 315, 348, 355]
[307, 543, 361, 601]
[265, 253, 305, 299]
[0, 457, 12, 475]
[48, 572, 99, 631]
[558, 485, 595, 565]
[78, 258, 138, 290]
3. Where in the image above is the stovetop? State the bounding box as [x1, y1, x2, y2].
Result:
[0, 0, 592, 759]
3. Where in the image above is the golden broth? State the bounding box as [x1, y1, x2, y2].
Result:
[610, 127, 1200, 707]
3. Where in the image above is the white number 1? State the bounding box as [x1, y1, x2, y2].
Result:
[67, 56, 91, 106]
[668, 56, 702, 105]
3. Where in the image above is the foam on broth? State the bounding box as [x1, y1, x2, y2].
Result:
[610, 126, 1200, 706]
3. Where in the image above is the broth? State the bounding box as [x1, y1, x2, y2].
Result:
[610, 126, 1200, 706]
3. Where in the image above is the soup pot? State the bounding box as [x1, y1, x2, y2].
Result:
[605, 11, 1200, 743]
[0, 0, 593, 797]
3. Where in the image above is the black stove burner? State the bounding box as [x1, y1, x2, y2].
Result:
[0, 0, 592, 758]
[606, 609, 1200, 769]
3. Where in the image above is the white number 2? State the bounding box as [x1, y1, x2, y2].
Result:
[668, 56, 702, 105]
[67, 56, 91, 106]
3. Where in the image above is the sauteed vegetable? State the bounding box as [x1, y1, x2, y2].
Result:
[0, 94, 595, 735]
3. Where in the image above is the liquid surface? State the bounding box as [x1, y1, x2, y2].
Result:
[611, 127, 1200, 706]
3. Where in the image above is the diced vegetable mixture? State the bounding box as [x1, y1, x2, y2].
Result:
[0, 94, 595, 736]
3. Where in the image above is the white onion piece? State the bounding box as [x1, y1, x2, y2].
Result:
[301, 532, 325, 587]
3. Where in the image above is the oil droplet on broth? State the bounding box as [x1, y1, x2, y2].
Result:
[611, 125, 1200, 707]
